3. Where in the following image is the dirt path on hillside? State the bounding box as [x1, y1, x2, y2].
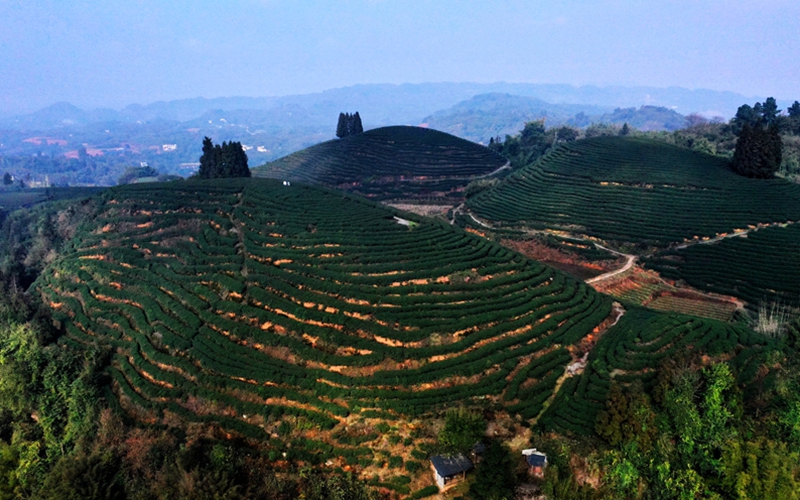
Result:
[472, 160, 511, 179]
[674, 220, 800, 250]
[450, 205, 495, 228]
[529, 303, 626, 426]
[585, 245, 636, 284]
[455, 209, 746, 311]
[449, 203, 463, 225]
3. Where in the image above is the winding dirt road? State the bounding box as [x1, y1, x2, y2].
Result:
[585, 244, 636, 284]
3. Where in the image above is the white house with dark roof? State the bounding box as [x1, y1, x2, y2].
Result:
[522, 448, 548, 477]
[430, 453, 473, 490]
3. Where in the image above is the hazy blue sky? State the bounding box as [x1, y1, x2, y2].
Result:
[1, 0, 798, 114]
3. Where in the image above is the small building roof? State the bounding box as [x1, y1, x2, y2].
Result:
[526, 453, 547, 467]
[473, 442, 486, 454]
[431, 453, 474, 477]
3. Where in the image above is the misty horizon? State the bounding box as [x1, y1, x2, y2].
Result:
[2, 1, 797, 116]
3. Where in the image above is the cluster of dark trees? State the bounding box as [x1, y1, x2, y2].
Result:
[488, 120, 583, 168]
[197, 137, 250, 179]
[336, 112, 364, 138]
[731, 98, 786, 178]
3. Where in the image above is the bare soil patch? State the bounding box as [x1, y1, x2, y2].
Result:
[501, 238, 617, 280]
[385, 203, 453, 218]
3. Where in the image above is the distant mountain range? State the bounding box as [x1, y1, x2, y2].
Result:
[0, 82, 766, 132]
[420, 93, 690, 143]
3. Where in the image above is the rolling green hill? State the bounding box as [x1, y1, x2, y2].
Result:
[468, 136, 800, 248]
[252, 126, 507, 201]
[33, 178, 764, 447]
[0, 186, 104, 215]
[645, 223, 800, 307]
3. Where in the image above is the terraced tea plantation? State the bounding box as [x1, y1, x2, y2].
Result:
[539, 307, 767, 435]
[645, 223, 800, 306]
[38, 178, 620, 443]
[468, 136, 800, 248]
[252, 126, 507, 201]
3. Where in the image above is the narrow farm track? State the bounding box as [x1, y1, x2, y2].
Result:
[459, 210, 634, 283]
[530, 303, 626, 426]
[585, 245, 636, 284]
[472, 160, 511, 179]
[449, 202, 464, 225]
[450, 204, 495, 228]
[457, 212, 746, 319]
[469, 213, 493, 229]
[673, 219, 800, 250]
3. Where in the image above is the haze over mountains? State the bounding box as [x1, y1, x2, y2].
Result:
[0, 82, 768, 131]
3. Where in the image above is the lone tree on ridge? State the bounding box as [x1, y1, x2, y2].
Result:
[336, 112, 364, 138]
[197, 137, 250, 179]
[731, 98, 782, 179]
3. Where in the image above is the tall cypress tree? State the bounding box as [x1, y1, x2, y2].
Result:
[353, 112, 363, 134]
[231, 141, 250, 177]
[336, 113, 347, 138]
[198, 137, 216, 178]
[760, 97, 779, 125]
[789, 101, 800, 119]
[220, 141, 233, 178]
[732, 123, 782, 179]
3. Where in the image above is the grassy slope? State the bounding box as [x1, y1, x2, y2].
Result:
[32, 178, 765, 448]
[468, 136, 800, 247]
[252, 126, 506, 200]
